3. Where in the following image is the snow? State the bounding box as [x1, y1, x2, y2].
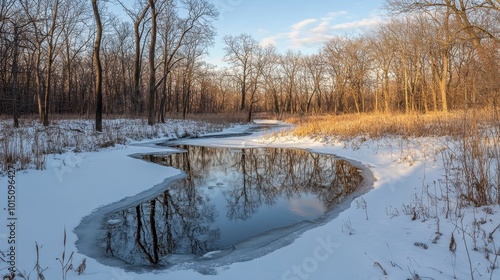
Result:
[1, 120, 499, 280]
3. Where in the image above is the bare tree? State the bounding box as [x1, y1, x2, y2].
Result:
[303, 54, 325, 113]
[424, 9, 455, 112]
[386, 17, 427, 113]
[0, 0, 497, 122]
[324, 36, 371, 114]
[246, 44, 269, 122]
[0, 0, 32, 127]
[147, 0, 157, 126]
[387, 0, 500, 105]
[259, 46, 281, 115]
[116, 0, 150, 115]
[42, 0, 61, 126]
[60, 0, 92, 113]
[387, 0, 499, 46]
[223, 34, 259, 112]
[10, 23, 20, 127]
[19, 0, 47, 121]
[280, 50, 301, 114]
[387, 0, 500, 109]
[92, 0, 103, 131]
[157, 0, 218, 122]
[1, 1, 17, 126]
[368, 25, 396, 113]
[180, 37, 204, 119]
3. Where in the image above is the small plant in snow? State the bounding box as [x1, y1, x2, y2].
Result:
[401, 193, 432, 222]
[431, 228, 442, 244]
[374, 261, 388, 276]
[386, 205, 400, 219]
[485, 224, 500, 277]
[35, 242, 47, 280]
[450, 232, 457, 278]
[356, 197, 368, 220]
[0, 231, 89, 280]
[483, 207, 494, 215]
[342, 218, 354, 235]
[57, 228, 74, 280]
[75, 258, 86, 275]
[414, 242, 428, 250]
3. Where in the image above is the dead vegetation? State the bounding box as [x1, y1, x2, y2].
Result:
[0, 118, 233, 175]
[286, 109, 500, 208]
[286, 109, 498, 140]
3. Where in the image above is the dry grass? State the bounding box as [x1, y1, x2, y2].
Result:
[286, 109, 500, 207]
[0, 118, 232, 175]
[286, 110, 498, 140]
[7, 112, 250, 124]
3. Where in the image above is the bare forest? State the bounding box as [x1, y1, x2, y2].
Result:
[0, 0, 498, 126]
[1, 2, 500, 279]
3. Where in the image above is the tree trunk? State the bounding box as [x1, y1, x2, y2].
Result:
[240, 75, 246, 111]
[12, 24, 19, 128]
[383, 68, 390, 113]
[159, 72, 167, 123]
[43, 0, 60, 126]
[439, 50, 449, 112]
[92, 0, 103, 132]
[147, 0, 157, 126]
[404, 67, 409, 113]
[132, 5, 149, 116]
[34, 45, 43, 121]
[64, 35, 72, 113]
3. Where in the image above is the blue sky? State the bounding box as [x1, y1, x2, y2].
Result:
[208, 0, 387, 66]
[108, 0, 387, 66]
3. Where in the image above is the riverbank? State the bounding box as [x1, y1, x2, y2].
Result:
[0, 118, 499, 279]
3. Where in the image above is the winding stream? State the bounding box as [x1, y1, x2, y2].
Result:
[75, 124, 374, 271]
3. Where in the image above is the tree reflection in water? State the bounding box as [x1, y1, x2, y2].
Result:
[104, 146, 363, 266]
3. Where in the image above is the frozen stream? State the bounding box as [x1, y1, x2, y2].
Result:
[74, 123, 374, 272]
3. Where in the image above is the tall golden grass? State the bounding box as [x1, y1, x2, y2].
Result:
[287, 109, 500, 207]
[286, 109, 498, 139]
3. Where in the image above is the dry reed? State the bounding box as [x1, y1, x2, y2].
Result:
[286, 110, 497, 140]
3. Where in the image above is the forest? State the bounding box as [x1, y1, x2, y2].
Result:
[1, 2, 500, 279]
[0, 0, 498, 127]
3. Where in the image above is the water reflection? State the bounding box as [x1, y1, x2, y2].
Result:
[104, 146, 363, 266]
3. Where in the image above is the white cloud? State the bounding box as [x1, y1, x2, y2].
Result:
[260, 35, 280, 47]
[256, 28, 270, 35]
[330, 17, 382, 31]
[289, 19, 318, 43]
[260, 11, 383, 51]
[310, 21, 331, 35]
[290, 18, 318, 31]
[320, 11, 349, 22]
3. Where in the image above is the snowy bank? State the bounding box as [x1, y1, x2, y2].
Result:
[1, 121, 499, 280]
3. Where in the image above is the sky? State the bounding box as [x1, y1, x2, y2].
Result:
[207, 0, 388, 67]
[108, 0, 388, 67]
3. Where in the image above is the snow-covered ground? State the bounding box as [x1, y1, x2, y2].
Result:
[1, 120, 499, 280]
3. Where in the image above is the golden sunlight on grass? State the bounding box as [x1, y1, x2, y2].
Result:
[286, 110, 498, 139]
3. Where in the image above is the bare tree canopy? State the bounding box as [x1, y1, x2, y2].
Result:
[0, 0, 498, 124]
[386, 0, 500, 43]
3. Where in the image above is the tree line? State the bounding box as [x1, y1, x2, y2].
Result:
[0, 0, 498, 129]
